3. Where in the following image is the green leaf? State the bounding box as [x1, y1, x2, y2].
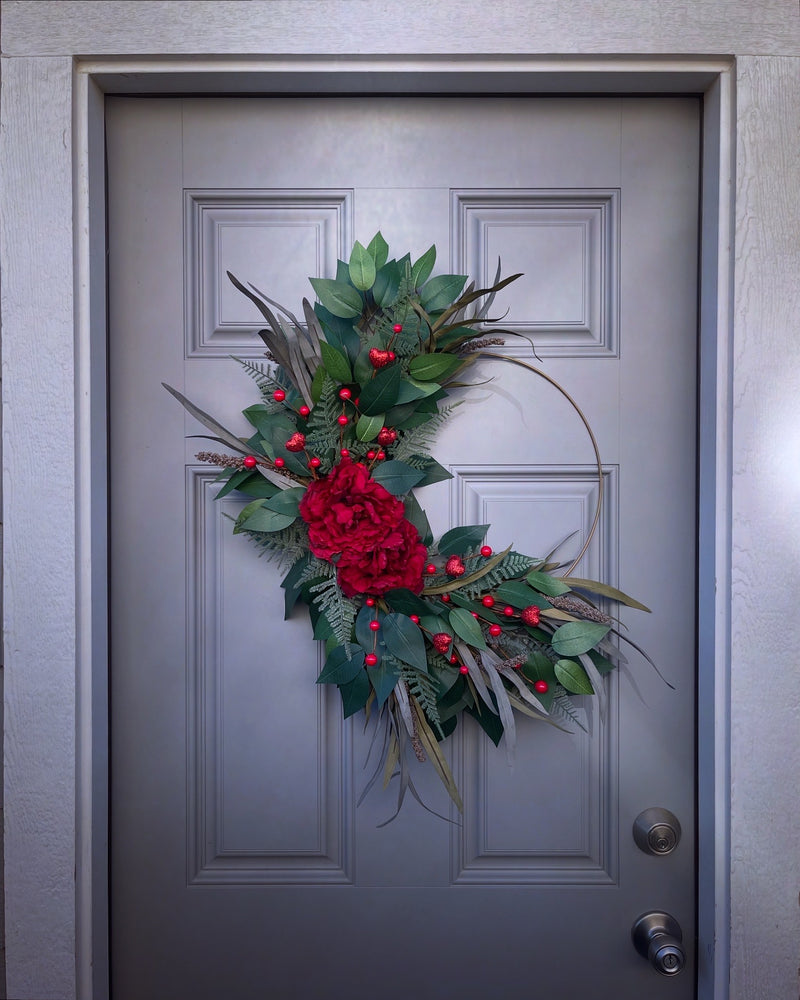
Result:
[383, 588, 430, 617]
[449, 607, 488, 649]
[438, 524, 490, 557]
[281, 555, 311, 619]
[372, 261, 402, 307]
[371, 460, 426, 496]
[356, 412, 385, 442]
[319, 340, 353, 384]
[404, 493, 433, 546]
[411, 244, 436, 288]
[382, 613, 428, 672]
[237, 504, 296, 533]
[317, 646, 365, 685]
[356, 604, 386, 656]
[371, 658, 401, 710]
[367, 231, 389, 270]
[559, 576, 651, 612]
[310, 364, 327, 404]
[309, 277, 363, 319]
[348, 240, 377, 292]
[522, 652, 558, 685]
[395, 378, 439, 405]
[465, 702, 504, 746]
[413, 456, 453, 488]
[419, 273, 468, 313]
[237, 474, 281, 499]
[339, 669, 371, 718]
[551, 620, 611, 657]
[526, 569, 572, 597]
[494, 580, 550, 609]
[554, 658, 594, 695]
[408, 352, 464, 383]
[358, 364, 402, 415]
[214, 468, 252, 500]
[263, 486, 306, 516]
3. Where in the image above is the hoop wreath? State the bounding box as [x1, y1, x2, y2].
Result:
[166, 233, 651, 822]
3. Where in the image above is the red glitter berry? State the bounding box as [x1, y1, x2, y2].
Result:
[533, 680, 549, 694]
[480, 545, 493, 557]
[368, 348, 392, 369]
[273, 389, 286, 402]
[387, 351, 396, 362]
[365, 653, 378, 667]
[521, 605, 541, 626]
[432, 633, 453, 653]
[445, 555, 466, 577]
[243, 455, 257, 469]
[377, 427, 397, 447]
[285, 432, 306, 453]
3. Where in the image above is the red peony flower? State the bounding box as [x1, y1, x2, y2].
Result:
[336, 518, 427, 597]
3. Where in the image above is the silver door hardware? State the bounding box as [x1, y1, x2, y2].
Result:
[631, 911, 686, 976]
[633, 807, 682, 855]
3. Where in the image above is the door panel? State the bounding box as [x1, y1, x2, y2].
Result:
[108, 96, 698, 998]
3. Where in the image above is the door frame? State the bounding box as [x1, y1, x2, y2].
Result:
[76, 56, 732, 999]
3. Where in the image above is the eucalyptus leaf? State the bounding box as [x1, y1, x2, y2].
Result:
[371, 460, 426, 496]
[339, 669, 371, 718]
[411, 244, 436, 288]
[367, 231, 389, 270]
[319, 340, 353, 384]
[237, 504, 296, 533]
[372, 261, 402, 307]
[560, 577, 652, 612]
[403, 493, 433, 546]
[348, 240, 377, 291]
[214, 468, 252, 500]
[382, 613, 428, 672]
[383, 588, 430, 617]
[413, 456, 453, 488]
[419, 273, 468, 313]
[449, 607, 488, 650]
[494, 580, 548, 609]
[551, 620, 611, 657]
[358, 364, 402, 415]
[317, 646, 365, 685]
[526, 569, 572, 597]
[408, 352, 464, 383]
[554, 658, 594, 695]
[438, 524, 490, 557]
[263, 486, 305, 516]
[309, 277, 363, 319]
[370, 659, 401, 710]
[356, 412, 385, 442]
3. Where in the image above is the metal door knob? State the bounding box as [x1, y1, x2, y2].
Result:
[633, 807, 682, 855]
[631, 911, 686, 976]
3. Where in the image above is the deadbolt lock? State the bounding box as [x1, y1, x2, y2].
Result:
[633, 807, 682, 856]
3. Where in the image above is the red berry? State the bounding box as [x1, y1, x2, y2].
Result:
[376, 451, 386, 460]
[377, 427, 397, 447]
[392, 323, 403, 333]
[409, 614, 420, 624]
[445, 555, 466, 577]
[450, 654, 459, 664]
[337, 414, 349, 426]
[299, 405, 311, 417]
[480, 545, 493, 557]
[489, 624, 502, 637]
[243, 455, 257, 469]
[387, 351, 396, 362]
[441, 594, 451, 602]
[503, 605, 515, 617]
[369, 620, 381, 632]
[308, 456, 322, 469]
[285, 432, 306, 452]
[365, 653, 378, 667]
[274, 457, 285, 468]
[534, 680, 549, 694]
[340, 449, 350, 458]
[432, 632, 453, 653]
[471, 611, 479, 619]
[366, 450, 376, 460]
[273, 389, 286, 402]
[521, 605, 541, 626]
[459, 664, 469, 675]
[482, 595, 495, 608]
[365, 597, 376, 607]
[426, 564, 437, 575]
[338, 388, 352, 400]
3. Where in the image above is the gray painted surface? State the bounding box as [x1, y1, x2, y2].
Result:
[1, 3, 799, 999]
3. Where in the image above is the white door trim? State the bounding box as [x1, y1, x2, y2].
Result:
[72, 57, 735, 1000]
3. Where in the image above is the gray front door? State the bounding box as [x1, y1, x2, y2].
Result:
[107, 95, 699, 999]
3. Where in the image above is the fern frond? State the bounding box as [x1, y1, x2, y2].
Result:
[235, 357, 291, 407]
[238, 519, 312, 570]
[393, 404, 459, 463]
[305, 374, 342, 459]
[400, 665, 444, 738]
[308, 573, 358, 648]
[460, 551, 536, 599]
[550, 694, 588, 733]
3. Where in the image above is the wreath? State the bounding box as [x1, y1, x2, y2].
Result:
[165, 232, 651, 822]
